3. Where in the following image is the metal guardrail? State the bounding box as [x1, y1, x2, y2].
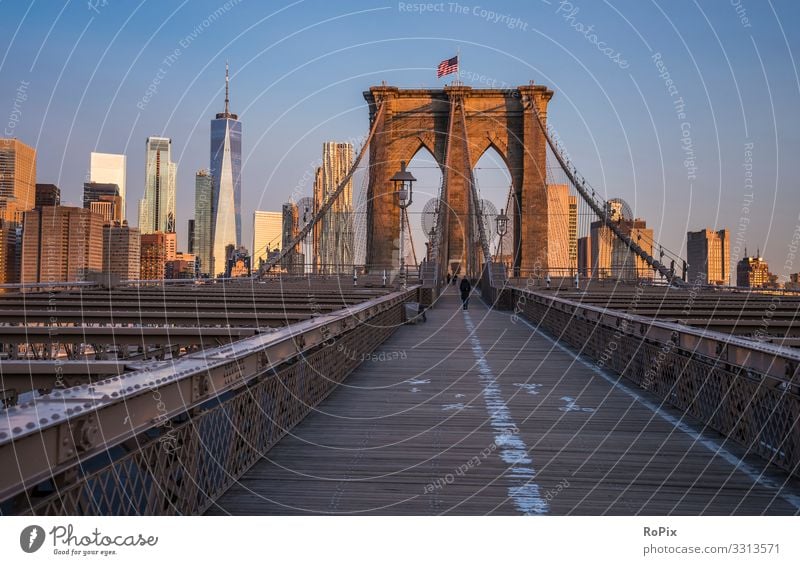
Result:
[505, 283, 800, 477]
[0, 287, 417, 514]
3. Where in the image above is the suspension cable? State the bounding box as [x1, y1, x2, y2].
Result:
[529, 100, 686, 287]
[458, 102, 492, 268]
[259, 101, 387, 275]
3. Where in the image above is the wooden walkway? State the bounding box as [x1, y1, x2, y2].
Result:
[207, 288, 800, 515]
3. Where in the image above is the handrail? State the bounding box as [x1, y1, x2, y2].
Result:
[509, 284, 800, 381]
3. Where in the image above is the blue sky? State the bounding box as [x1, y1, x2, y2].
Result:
[1, 0, 799, 272]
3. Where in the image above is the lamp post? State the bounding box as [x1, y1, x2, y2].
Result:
[391, 161, 416, 288]
[495, 207, 508, 273]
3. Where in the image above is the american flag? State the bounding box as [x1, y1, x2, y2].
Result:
[436, 55, 459, 78]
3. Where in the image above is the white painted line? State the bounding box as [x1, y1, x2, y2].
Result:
[462, 311, 548, 515]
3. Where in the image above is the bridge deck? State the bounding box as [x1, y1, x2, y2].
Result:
[208, 288, 800, 515]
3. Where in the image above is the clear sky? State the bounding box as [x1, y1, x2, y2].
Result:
[1, 0, 799, 275]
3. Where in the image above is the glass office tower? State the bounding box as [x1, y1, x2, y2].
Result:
[209, 63, 242, 276]
[194, 169, 213, 277]
[139, 137, 176, 234]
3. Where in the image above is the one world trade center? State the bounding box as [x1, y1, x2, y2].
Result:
[210, 63, 242, 276]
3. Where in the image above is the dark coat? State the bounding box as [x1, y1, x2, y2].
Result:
[459, 278, 471, 297]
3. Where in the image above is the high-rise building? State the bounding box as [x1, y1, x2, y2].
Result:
[253, 210, 282, 267]
[225, 246, 250, 278]
[103, 223, 140, 280]
[577, 236, 591, 277]
[194, 170, 213, 277]
[165, 231, 177, 262]
[0, 138, 36, 224]
[21, 206, 104, 283]
[612, 219, 654, 280]
[568, 195, 577, 271]
[84, 182, 123, 224]
[0, 220, 21, 284]
[139, 137, 176, 234]
[187, 219, 195, 254]
[687, 228, 730, 285]
[590, 207, 654, 280]
[281, 202, 303, 273]
[90, 152, 127, 219]
[736, 252, 770, 288]
[210, 63, 242, 277]
[166, 251, 196, 279]
[546, 184, 575, 275]
[590, 222, 613, 278]
[313, 142, 353, 273]
[89, 200, 115, 224]
[35, 183, 60, 207]
[140, 232, 167, 280]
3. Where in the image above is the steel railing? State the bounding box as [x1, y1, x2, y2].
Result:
[0, 286, 418, 514]
[503, 281, 800, 477]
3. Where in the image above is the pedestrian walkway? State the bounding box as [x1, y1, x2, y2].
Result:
[208, 287, 800, 515]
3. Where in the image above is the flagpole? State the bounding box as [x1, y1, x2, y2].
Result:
[456, 47, 461, 85]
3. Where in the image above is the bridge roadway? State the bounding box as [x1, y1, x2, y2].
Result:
[208, 288, 800, 515]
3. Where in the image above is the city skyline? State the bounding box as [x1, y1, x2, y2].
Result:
[1, 1, 798, 273]
[3, 1, 800, 538]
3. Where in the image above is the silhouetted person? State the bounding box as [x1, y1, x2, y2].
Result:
[446, 273, 451, 285]
[452, 274, 458, 286]
[459, 277, 472, 310]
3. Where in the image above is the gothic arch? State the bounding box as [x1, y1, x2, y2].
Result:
[364, 84, 553, 275]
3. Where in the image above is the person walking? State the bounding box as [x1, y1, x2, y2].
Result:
[459, 277, 472, 310]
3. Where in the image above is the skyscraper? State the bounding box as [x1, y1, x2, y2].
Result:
[89, 152, 126, 219]
[253, 210, 282, 267]
[35, 183, 60, 207]
[210, 63, 242, 277]
[568, 195, 577, 271]
[313, 142, 353, 273]
[84, 182, 122, 223]
[140, 232, 167, 280]
[139, 137, 176, 234]
[577, 236, 591, 277]
[194, 169, 213, 277]
[282, 202, 303, 273]
[103, 223, 140, 280]
[590, 201, 654, 281]
[687, 228, 730, 285]
[737, 252, 770, 288]
[0, 138, 36, 224]
[187, 219, 195, 254]
[21, 206, 104, 283]
[0, 220, 20, 285]
[611, 219, 654, 280]
[165, 232, 177, 262]
[546, 184, 574, 275]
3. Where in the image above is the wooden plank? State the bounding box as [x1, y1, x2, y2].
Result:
[208, 288, 800, 515]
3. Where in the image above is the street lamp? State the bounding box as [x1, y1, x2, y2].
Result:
[391, 161, 416, 287]
[495, 207, 509, 272]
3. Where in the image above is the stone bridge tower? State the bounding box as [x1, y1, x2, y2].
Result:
[364, 83, 553, 277]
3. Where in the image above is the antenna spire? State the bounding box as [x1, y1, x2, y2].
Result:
[224, 61, 230, 115]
